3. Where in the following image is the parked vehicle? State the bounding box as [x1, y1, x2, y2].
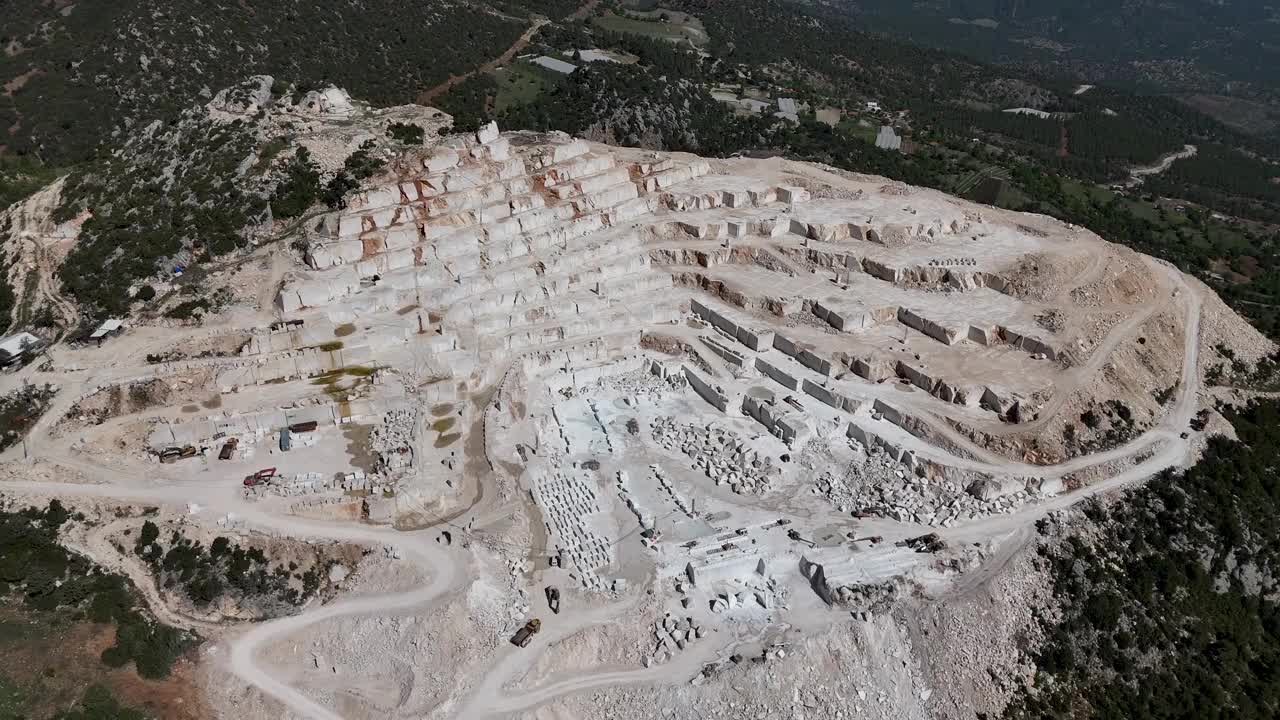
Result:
[510, 618, 542, 648]
[243, 467, 277, 487]
[288, 420, 318, 433]
[545, 586, 561, 614]
[218, 437, 238, 460]
[279, 427, 291, 452]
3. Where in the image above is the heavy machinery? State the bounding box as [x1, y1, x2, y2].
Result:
[787, 528, 816, 547]
[510, 618, 542, 648]
[243, 467, 277, 487]
[545, 586, 561, 614]
[218, 437, 238, 460]
[897, 533, 946, 553]
[159, 445, 198, 464]
[288, 420, 318, 433]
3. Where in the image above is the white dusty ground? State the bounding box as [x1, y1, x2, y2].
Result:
[0, 115, 1271, 719]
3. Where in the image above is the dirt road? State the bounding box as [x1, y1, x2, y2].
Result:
[417, 19, 548, 105]
[1126, 144, 1197, 187]
[227, 521, 465, 720]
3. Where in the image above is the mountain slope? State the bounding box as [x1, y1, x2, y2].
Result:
[0, 0, 527, 164]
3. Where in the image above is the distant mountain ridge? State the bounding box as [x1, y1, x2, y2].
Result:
[838, 0, 1280, 97]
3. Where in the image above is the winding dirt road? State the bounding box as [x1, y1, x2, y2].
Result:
[1126, 144, 1197, 187]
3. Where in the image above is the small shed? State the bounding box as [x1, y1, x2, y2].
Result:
[0, 332, 42, 367]
[89, 318, 124, 346]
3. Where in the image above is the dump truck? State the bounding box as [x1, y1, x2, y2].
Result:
[218, 437, 238, 460]
[288, 420, 318, 433]
[243, 467, 276, 487]
[510, 618, 542, 648]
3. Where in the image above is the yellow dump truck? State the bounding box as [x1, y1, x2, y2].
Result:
[510, 618, 542, 648]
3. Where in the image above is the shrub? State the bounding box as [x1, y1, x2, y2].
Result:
[387, 122, 425, 144]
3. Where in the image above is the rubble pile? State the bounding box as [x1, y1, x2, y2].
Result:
[369, 407, 416, 474]
[830, 582, 898, 617]
[651, 418, 779, 495]
[600, 367, 677, 400]
[502, 558, 535, 632]
[642, 613, 707, 668]
[839, 446, 1032, 527]
[708, 582, 784, 614]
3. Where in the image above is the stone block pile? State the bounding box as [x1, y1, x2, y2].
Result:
[642, 613, 707, 668]
[370, 407, 416, 473]
[710, 588, 765, 613]
[532, 471, 615, 592]
[651, 417, 778, 495]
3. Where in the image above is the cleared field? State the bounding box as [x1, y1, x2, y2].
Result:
[490, 61, 564, 112]
[594, 10, 707, 46]
[837, 119, 880, 144]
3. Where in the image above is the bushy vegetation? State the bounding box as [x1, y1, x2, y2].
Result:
[269, 147, 322, 220]
[0, 155, 60, 209]
[54, 685, 149, 720]
[0, 676, 152, 720]
[331, 140, 386, 206]
[0, 247, 16, 336]
[132, 522, 326, 611]
[0, 501, 196, 679]
[387, 122, 425, 145]
[1007, 400, 1280, 718]
[53, 105, 269, 317]
[0, 384, 57, 453]
[0, 0, 524, 167]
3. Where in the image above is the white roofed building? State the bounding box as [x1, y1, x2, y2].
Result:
[531, 56, 579, 75]
[0, 332, 42, 366]
[875, 125, 903, 152]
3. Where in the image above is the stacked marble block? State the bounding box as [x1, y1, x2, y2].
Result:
[533, 470, 616, 592]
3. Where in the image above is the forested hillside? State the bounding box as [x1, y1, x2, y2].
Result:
[0, 0, 528, 165]
[839, 0, 1280, 98]
[1009, 400, 1280, 718]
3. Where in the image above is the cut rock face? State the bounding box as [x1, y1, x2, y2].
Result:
[276, 121, 1207, 482]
